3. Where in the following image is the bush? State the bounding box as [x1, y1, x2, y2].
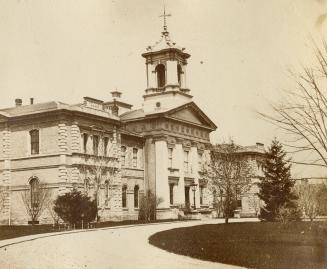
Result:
[53, 189, 97, 225]
[138, 190, 163, 222]
[277, 204, 302, 224]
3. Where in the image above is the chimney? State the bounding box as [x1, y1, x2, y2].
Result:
[256, 142, 264, 148]
[111, 103, 119, 116]
[15, 98, 22, 107]
[30, 98, 34, 105]
[110, 90, 122, 116]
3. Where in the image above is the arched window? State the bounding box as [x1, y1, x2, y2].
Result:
[177, 64, 183, 86]
[156, 64, 166, 88]
[122, 185, 127, 208]
[30, 177, 40, 210]
[105, 180, 109, 200]
[134, 185, 139, 208]
[30, 129, 39, 155]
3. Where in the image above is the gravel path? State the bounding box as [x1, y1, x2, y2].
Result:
[0, 218, 256, 269]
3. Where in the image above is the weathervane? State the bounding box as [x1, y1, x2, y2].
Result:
[159, 5, 171, 35]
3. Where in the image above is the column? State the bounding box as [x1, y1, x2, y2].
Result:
[182, 65, 187, 89]
[190, 146, 200, 209]
[175, 143, 185, 204]
[155, 140, 169, 208]
[148, 64, 157, 89]
[166, 60, 178, 86]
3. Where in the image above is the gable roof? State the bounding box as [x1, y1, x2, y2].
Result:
[121, 101, 217, 130]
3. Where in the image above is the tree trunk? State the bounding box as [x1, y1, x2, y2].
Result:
[225, 217, 229, 224]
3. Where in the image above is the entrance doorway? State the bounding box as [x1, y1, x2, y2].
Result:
[185, 186, 190, 206]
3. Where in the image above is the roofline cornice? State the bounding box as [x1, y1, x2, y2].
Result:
[4, 108, 121, 126]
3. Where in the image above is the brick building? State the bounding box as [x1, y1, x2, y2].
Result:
[0, 20, 264, 225]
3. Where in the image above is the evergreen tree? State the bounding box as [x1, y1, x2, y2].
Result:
[258, 139, 297, 221]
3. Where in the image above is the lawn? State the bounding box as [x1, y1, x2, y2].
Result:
[0, 219, 183, 241]
[149, 221, 327, 269]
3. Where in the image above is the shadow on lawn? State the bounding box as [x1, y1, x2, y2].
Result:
[149, 221, 327, 269]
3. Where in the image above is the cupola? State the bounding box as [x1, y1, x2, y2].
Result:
[142, 7, 193, 112]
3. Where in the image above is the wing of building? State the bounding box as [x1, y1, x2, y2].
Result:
[0, 21, 264, 225]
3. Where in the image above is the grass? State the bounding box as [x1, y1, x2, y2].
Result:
[0, 219, 181, 241]
[149, 221, 327, 269]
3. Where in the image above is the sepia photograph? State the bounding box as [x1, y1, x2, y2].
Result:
[0, 1, 327, 268]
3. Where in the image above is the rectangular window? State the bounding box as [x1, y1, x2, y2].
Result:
[105, 180, 109, 205]
[237, 199, 242, 208]
[184, 150, 189, 173]
[133, 148, 138, 168]
[83, 133, 88, 154]
[122, 185, 127, 208]
[169, 184, 174, 205]
[30, 130, 39, 155]
[134, 185, 139, 208]
[168, 148, 173, 168]
[103, 137, 109, 156]
[121, 146, 126, 167]
[200, 186, 204, 205]
[198, 152, 203, 167]
[93, 135, 99, 156]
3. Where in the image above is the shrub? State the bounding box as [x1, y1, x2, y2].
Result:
[277, 204, 302, 224]
[138, 190, 163, 222]
[53, 189, 97, 225]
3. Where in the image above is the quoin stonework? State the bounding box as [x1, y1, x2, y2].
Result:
[0, 17, 265, 225]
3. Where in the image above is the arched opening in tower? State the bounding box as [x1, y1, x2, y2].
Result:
[156, 64, 166, 88]
[177, 64, 183, 86]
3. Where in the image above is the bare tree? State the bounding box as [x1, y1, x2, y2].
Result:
[21, 183, 51, 225]
[258, 41, 327, 169]
[203, 140, 254, 224]
[0, 186, 7, 213]
[45, 193, 61, 226]
[79, 133, 119, 221]
[295, 182, 320, 221]
[248, 194, 261, 217]
[212, 189, 224, 218]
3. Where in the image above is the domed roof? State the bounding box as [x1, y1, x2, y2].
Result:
[142, 8, 190, 59]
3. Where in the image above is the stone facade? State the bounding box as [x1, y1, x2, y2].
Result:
[0, 22, 265, 225]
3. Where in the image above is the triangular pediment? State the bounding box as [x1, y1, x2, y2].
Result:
[166, 102, 217, 130]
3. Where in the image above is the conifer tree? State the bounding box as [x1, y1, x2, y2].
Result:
[258, 139, 297, 221]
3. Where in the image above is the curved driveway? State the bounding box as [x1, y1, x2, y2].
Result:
[0, 218, 255, 269]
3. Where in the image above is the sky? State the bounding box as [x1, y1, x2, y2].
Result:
[1, 0, 327, 177]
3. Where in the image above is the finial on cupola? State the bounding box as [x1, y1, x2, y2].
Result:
[159, 5, 171, 36]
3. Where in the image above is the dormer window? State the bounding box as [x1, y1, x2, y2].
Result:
[156, 64, 166, 88]
[30, 130, 39, 155]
